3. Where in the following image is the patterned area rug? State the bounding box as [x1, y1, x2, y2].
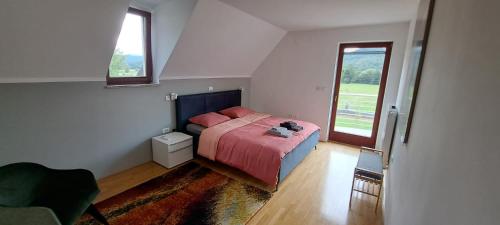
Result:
[77, 162, 271, 225]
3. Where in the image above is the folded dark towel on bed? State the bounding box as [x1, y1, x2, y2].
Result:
[280, 121, 297, 127]
[280, 121, 295, 129]
[280, 121, 303, 132]
[289, 125, 303, 132]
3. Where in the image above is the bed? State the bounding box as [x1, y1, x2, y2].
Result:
[175, 90, 320, 187]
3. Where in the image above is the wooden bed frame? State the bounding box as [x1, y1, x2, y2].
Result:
[175, 90, 319, 188]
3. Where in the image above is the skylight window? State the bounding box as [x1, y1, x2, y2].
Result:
[107, 8, 152, 85]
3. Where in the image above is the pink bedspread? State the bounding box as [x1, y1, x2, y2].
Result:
[204, 115, 320, 186]
[198, 113, 271, 160]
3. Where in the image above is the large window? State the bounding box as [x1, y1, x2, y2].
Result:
[107, 8, 152, 85]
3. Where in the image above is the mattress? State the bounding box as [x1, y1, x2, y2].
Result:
[186, 123, 206, 135]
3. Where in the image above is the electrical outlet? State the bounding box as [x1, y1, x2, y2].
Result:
[315, 85, 326, 91]
[165, 95, 171, 101]
[162, 128, 170, 134]
[208, 86, 214, 92]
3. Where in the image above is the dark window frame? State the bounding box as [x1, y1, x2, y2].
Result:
[107, 7, 153, 85]
[328, 42, 393, 148]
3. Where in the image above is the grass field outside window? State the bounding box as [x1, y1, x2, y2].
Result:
[335, 83, 379, 136]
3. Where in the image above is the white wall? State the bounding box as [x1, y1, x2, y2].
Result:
[251, 22, 410, 143]
[162, 0, 286, 79]
[152, 0, 198, 82]
[0, 78, 251, 179]
[386, 0, 500, 224]
[0, 0, 129, 82]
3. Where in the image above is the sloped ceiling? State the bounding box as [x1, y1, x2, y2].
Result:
[153, 0, 198, 82]
[0, 0, 284, 82]
[161, 0, 287, 79]
[132, 0, 168, 10]
[0, 0, 130, 82]
[220, 0, 419, 31]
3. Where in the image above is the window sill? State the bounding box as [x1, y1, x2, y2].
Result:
[105, 82, 160, 89]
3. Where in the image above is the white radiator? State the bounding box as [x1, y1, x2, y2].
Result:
[381, 106, 398, 167]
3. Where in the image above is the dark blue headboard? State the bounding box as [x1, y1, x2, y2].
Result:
[175, 90, 241, 132]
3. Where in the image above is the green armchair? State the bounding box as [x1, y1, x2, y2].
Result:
[0, 162, 109, 225]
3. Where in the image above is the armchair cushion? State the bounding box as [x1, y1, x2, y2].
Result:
[0, 163, 100, 225]
[0, 206, 62, 225]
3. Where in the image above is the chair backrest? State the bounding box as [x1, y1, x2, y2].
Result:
[0, 163, 48, 207]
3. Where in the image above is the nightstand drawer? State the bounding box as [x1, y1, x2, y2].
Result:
[168, 139, 193, 152]
[167, 146, 193, 168]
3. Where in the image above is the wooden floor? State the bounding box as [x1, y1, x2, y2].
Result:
[96, 142, 384, 225]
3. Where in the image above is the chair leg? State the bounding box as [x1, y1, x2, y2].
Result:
[375, 182, 383, 214]
[349, 174, 356, 209]
[86, 204, 109, 225]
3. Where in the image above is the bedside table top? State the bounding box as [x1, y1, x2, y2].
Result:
[153, 132, 192, 145]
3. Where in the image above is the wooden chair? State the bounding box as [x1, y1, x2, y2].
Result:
[349, 146, 384, 213]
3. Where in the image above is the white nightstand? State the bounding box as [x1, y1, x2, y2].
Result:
[152, 132, 193, 168]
